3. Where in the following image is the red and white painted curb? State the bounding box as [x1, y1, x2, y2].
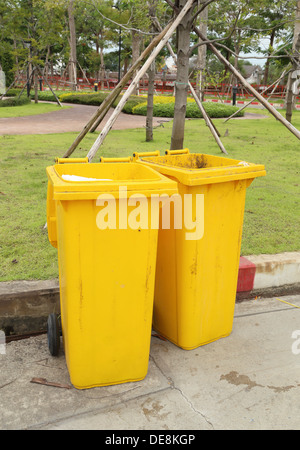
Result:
[237, 252, 300, 294]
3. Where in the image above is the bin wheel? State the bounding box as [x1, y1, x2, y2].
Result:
[47, 313, 60, 356]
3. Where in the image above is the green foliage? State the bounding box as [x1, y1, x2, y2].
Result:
[3, 88, 22, 97]
[59, 92, 108, 105]
[114, 95, 147, 113]
[0, 95, 31, 107]
[57, 91, 146, 113]
[0, 0, 297, 93]
[4, 89, 70, 102]
[132, 101, 245, 118]
[34, 91, 62, 102]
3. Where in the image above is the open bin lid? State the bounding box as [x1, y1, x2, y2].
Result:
[46, 160, 178, 200]
[138, 150, 266, 186]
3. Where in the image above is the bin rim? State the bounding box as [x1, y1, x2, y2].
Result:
[137, 151, 266, 186]
[46, 162, 178, 200]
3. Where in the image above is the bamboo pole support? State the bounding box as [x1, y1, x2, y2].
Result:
[36, 66, 62, 107]
[87, 0, 196, 162]
[189, 82, 228, 154]
[193, 26, 300, 141]
[16, 66, 34, 99]
[0, 71, 24, 100]
[62, 22, 174, 158]
[224, 70, 288, 123]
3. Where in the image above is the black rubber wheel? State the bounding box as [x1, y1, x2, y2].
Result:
[47, 313, 60, 356]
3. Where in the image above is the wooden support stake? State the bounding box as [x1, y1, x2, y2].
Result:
[17, 68, 34, 99]
[36, 65, 62, 107]
[77, 61, 90, 85]
[194, 26, 300, 141]
[0, 70, 24, 100]
[189, 82, 228, 154]
[87, 0, 196, 162]
[224, 70, 288, 123]
[62, 21, 173, 158]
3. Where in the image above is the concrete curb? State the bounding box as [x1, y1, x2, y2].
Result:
[0, 252, 299, 337]
[0, 280, 60, 336]
[236, 252, 300, 300]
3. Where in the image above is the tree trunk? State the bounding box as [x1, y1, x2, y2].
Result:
[146, 0, 158, 142]
[285, 0, 300, 117]
[146, 59, 155, 142]
[263, 29, 276, 85]
[294, 0, 300, 47]
[196, 0, 208, 101]
[123, 56, 129, 75]
[286, 32, 300, 123]
[171, 0, 195, 150]
[100, 46, 105, 90]
[131, 30, 141, 95]
[233, 29, 241, 87]
[44, 45, 50, 81]
[13, 40, 20, 78]
[68, 0, 77, 91]
[34, 68, 38, 103]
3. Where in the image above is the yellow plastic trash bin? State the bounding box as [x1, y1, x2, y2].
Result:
[46, 157, 177, 389]
[134, 149, 266, 350]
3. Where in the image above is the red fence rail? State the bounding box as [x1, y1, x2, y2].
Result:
[15, 74, 290, 99]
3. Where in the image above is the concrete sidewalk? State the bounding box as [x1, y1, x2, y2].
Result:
[0, 104, 172, 135]
[0, 294, 299, 430]
[0, 101, 266, 136]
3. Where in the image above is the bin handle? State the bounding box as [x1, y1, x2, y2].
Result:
[99, 157, 132, 163]
[165, 148, 190, 155]
[133, 151, 160, 160]
[55, 157, 89, 164]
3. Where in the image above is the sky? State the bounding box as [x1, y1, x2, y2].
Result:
[240, 38, 270, 68]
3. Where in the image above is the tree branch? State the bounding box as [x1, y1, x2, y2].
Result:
[191, 0, 218, 22]
[189, 11, 239, 56]
[214, 40, 293, 61]
[234, 20, 294, 33]
[164, 0, 176, 10]
[86, 0, 159, 36]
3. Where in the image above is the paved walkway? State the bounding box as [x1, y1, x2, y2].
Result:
[0, 104, 172, 135]
[1, 294, 299, 430]
[0, 103, 266, 135]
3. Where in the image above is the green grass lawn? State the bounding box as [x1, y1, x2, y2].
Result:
[0, 102, 71, 118]
[0, 108, 299, 281]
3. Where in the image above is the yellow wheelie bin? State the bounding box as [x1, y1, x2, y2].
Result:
[46, 157, 177, 389]
[134, 149, 266, 350]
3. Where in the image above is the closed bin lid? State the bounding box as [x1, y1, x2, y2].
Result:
[46, 162, 178, 200]
[139, 152, 266, 186]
